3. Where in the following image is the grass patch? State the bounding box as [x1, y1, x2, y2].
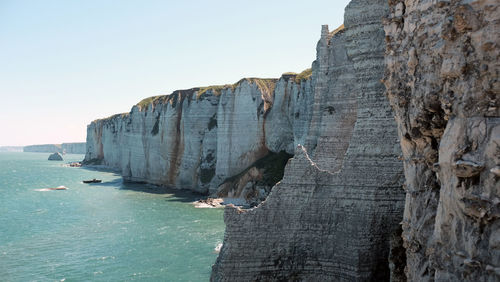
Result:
[197, 85, 230, 99]
[136, 96, 163, 109]
[330, 24, 345, 36]
[294, 68, 312, 83]
[196, 78, 278, 100]
[92, 112, 129, 123]
[136, 77, 279, 108]
[281, 68, 313, 84]
[249, 78, 277, 99]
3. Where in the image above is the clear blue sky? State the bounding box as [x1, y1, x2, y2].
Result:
[0, 0, 350, 146]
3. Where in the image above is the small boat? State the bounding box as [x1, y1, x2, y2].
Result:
[83, 179, 102, 184]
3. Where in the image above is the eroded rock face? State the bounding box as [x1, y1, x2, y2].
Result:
[84, 77, 312, 197]
[211, 0, 405, 280]
[384, 0, 500, 280]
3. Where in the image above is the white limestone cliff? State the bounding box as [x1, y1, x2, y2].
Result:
[84, 76, 313, 198]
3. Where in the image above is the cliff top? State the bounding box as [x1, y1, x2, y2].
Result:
[196, 77, 277, 99]
[330, 24, 344, 36]
[135, 77, 282, 111]
[281, 68, 312, 84]
[92, 112, 129, 123]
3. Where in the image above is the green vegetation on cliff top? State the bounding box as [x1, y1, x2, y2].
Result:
[136, 78, 280, 108]
[196, 78, 277, 99]
[295, 68, 312, 82]
[196, 85, 231, 98]
[136, 95, 163, 109]
[134, 72, 313, 110]
[93, 112, 129, 123]
[330, 24, 344, 36]
[282, 68, 312, 84]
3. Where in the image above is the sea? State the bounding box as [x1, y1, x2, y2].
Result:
[0, 152, 225, 281]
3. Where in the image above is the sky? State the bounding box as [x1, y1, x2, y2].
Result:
[0, 0, 350, 146]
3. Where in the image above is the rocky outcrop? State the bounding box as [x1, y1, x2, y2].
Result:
[211, 0, 405, 280]
[48, 152, 63, 161]
[24, 143, 86, 154]
[384, 0, 499, 280]
[84, 75, 313, 199]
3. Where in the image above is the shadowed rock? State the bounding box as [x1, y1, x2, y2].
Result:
[48, 152, 63, 161]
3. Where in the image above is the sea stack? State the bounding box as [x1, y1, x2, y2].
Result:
[48, 152, 63, 161]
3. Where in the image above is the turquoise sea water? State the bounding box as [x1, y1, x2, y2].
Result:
[0, 152, 225, 281]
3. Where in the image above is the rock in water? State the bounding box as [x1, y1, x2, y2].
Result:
[211, 0, 405, 280]
[384, 0, 500, 280]
[48, 152, 63, 161]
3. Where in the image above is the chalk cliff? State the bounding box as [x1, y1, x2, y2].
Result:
[211, 0, 405, 280]
[384, 0, 500, 280]
[84, 75, 313, 200]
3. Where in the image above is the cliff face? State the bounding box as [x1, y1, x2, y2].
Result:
[384, 0, 500, 280]
[84, 76, 313, 197]
[23, 143, 86, 154]
[211, 0, 405, 280]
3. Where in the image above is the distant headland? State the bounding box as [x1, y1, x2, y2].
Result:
[0, 142, 86, 154]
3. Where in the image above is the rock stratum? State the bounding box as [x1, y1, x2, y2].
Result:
[83, 0, 499, 280]
[384, 0, 500, 280]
